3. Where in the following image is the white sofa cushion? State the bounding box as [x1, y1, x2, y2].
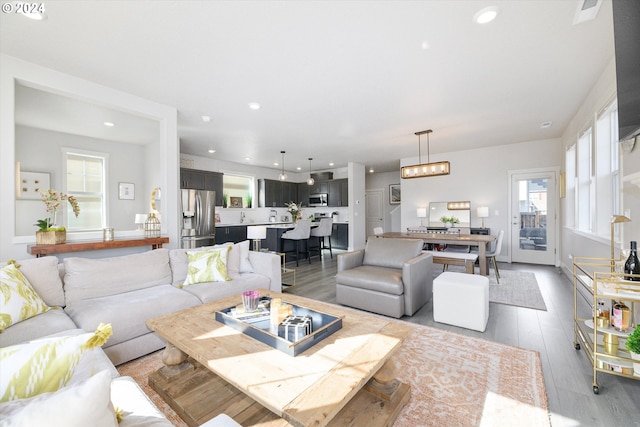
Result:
[64, 285, 200, 348]
[15, 256, 65, 307]
[110, 376, 173, 427]
[63, 249, 173, 304]
[0, 308, 78, 348]
[0, 369, 118, 427]
[181, 273, 271, 304]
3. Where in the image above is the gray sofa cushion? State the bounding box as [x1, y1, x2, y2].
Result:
[64, 284, 200, 347]
[16, 256, 65, 307]
[335, 265, 403, 295]
[0, 307, 77, 347]
[362, 238, 423, 269]
[64, 249, 173, 304]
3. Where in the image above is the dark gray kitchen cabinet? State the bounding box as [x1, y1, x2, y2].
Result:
[297, 183, 310, 207]
[180, 168, 224, 206]
[215, 225, 247, 244]
[330, 223, 348, 249]
[328, 179, 348, 207]
[259, 179, 300, 207]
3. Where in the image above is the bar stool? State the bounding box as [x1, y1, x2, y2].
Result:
[310, 218, 333, 259]
[281, 220, 311, 266]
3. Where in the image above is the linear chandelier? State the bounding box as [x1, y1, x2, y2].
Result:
[401, 129, 450, 179]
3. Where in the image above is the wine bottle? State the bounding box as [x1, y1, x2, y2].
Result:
[624, 241, 640, 281]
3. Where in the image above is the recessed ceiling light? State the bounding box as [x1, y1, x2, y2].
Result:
[201, 115, 212, 122]
[273, 162, 279, 166]
[245, 157, 251, 162]
[369, 168, 375, 173]
[474, 6, 499, 24]
[248, 102, 261, 110]
[296, 166, 302, 171]
[541, 121, 552, 129]
[329, 162, 334, 167]
[208, 149, 216, 154]
[103, 122, 115, 127]
[421, 41, 430, 50]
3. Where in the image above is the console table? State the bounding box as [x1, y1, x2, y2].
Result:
[28, 237, 169, 257]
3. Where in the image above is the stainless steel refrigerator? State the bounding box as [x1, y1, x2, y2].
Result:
[181, 189, 216, 248]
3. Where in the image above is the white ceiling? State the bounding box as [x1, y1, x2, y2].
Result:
[1, 0, 614, 174]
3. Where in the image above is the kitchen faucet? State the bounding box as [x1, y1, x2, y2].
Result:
[240, 211, 245, 223]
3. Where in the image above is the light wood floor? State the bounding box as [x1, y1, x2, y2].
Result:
[284, 250, 640, 427]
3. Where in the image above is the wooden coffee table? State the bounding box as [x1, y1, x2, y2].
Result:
[146, 290, 412, 427]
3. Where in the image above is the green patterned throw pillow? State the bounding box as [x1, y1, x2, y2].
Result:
[0, 323, 113, 402]
[0, 264, 51, 332]
[183, 247, 231, 286]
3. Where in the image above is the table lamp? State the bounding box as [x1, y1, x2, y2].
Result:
[135, 214, 148, 231]
[416, 207, 427, 227]
[610, 215, 631, 272]
[247, 225, 267, 252]
[477, 207, 489, 229]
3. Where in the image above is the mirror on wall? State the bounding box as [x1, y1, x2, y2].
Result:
[428, 201, 471, 228]
[14, 82, 161, 237]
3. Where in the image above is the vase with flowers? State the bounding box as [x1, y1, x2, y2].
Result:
[34, 189, 80, 244]
[286, 201, 303, 224]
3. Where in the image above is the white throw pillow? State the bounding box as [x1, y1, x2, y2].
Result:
[183, 247, 231, 285]
[237, 240, 254, 273]
[0, 323, 112, 402]
[0, 264, 50, 333]
[0, 369, 117, 427]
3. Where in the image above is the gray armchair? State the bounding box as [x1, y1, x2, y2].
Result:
[336, 238, 433, 318]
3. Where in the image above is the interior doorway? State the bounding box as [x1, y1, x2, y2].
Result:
[365, 189, 384, 237]
[509, 169, 558, 265]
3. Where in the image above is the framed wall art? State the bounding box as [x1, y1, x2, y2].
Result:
[17, 171, 50, 200]
[119, 182, 135, 200]
[389, 184, 401, 204]
[229, 196, 243, 208]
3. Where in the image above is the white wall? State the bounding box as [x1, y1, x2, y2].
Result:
[0, 54, 178, 261]
[399, 139, 562, 261]
[561, 57, 640, 273]
[15, 126, 150, 235]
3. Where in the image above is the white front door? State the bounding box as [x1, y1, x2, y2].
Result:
[509, 170, 557, 265]
[365, 189, 384, 237]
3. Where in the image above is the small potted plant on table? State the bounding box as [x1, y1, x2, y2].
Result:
[35, 189, 80, 244]
[625, 324, 640, 376]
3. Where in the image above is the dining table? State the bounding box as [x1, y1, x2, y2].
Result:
[379, 231, 497, 276]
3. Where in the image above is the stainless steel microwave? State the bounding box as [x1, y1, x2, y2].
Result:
[309, 193, 328, 207]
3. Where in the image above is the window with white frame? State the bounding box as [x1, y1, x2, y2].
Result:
[576, 127, 592, 232]
[64, 149, 107, 231]
[569, 99, 620, 237]
[565, 144, 576, 229]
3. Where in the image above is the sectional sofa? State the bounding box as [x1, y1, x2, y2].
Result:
[0, 241, 281, 426]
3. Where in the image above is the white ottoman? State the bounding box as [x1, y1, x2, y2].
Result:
[433, 271, 489, 332]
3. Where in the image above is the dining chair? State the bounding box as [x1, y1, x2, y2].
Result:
[442, 227, 471, 271]
[281, 220, 312, 266]
[444, 227, 471, 253]
[486, 230, 504, 283]
[310, 218, 333, 259]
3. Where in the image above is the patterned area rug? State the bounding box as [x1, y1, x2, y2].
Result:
[435, 268, 547, 311]
[118, 323, 549, 427]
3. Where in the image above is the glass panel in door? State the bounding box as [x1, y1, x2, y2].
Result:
[511, 172, 556, 265]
